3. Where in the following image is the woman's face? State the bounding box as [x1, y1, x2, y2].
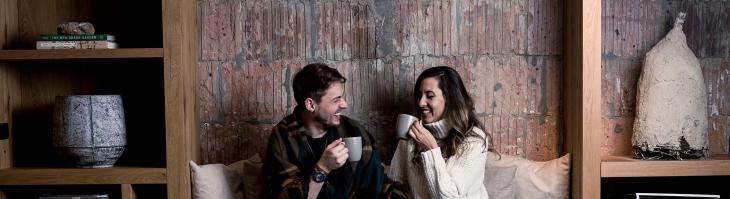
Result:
[418, 77, 446, 123]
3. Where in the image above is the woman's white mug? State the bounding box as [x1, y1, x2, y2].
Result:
[396, 114, 418, 139]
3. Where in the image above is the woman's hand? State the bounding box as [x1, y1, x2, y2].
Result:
[408, 120, 439, 150]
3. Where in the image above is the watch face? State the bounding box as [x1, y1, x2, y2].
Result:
[313, 171, 327, 183]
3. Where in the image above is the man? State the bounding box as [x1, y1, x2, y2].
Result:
[263, 63, 385, 199]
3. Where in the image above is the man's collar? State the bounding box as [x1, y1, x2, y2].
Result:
[289, 105, 329, 138]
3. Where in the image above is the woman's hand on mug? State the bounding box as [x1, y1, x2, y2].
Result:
[408, 120, 439, 150]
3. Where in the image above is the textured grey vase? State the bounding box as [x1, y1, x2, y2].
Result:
[53, 95, 126, 168]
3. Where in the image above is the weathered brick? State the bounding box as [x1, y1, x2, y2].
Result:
[200, 0, 573, 163]
[601, 117, 634, 156]
[708, 116, 729, 154]
[201, 0, 235, 61]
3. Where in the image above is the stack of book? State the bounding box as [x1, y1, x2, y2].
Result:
[36, 34, 117, 49]
[39, 194, 109, 199]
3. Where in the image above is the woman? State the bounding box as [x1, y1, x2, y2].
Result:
[388, 66, 494, 199]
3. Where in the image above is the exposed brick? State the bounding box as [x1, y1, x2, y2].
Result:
[199, 0, 573, 163]
[708, 116, 729, 154]
[201, 0, 235, 61]
[601, 117, 634, 156]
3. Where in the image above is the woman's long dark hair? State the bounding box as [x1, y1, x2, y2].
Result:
[412, 66, 495, 163]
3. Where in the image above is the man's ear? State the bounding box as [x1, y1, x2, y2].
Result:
[304, 98, 316, 112]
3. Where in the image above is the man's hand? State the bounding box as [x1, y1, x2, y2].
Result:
[316, 138, 349, 173]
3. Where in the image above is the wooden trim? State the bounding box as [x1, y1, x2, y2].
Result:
[0, 49, 163, 60]
[121, 184, 137, 199]
[0, 140, 9, 170]
[163, 0, 198, 198]
[0, 0, 19, 182]
[601, 155, 730, 177]
[0, 0, 19, 51]
[0, 167, 167, 185]
[1, 66, 19, 170]
[564, 0, 602, 198]
[0, 66, 9, 170]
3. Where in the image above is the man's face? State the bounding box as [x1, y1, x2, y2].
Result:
[313, 82, 348, 127]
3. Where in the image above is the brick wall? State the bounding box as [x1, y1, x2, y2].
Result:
[198, 0, 564, 164]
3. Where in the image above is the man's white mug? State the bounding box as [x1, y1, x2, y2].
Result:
[342, 136, 362, 162]
[396, 114, 418, 139]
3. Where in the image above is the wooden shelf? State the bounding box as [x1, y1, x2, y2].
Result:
[0, 167, 167, 185]
[0, 48, 163, 60]
[601, 155, 730, 177]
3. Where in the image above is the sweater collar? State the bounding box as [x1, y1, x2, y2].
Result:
[423, 119, 451, 139]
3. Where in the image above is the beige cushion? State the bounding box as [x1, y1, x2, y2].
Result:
[485, 152, 570, 199]
[189, 160, 244, 199]
[189, 154, 267, 199]
[484, 159, 517, 199]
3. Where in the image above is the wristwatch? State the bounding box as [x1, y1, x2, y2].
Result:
[312, 166, 328, 183]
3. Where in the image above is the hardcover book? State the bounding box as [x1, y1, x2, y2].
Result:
[39, 34, 115, 41]
[36, 40, 118, 49]
[39, 194, 109, 199]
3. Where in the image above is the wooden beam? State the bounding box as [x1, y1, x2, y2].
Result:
[0, 167, 167, 185]
[163, 0, 199, 198]
[0, 49, 163, 60]
[564, 0, 601, 198]
[121, 184, 137, 199]
[601, 155, 730, 177]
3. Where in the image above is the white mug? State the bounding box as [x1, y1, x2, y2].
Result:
[342, 136, 362, 162]
[396, 114, 418, 139]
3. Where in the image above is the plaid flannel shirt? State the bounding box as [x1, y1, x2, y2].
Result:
[262, 107, 385, 199]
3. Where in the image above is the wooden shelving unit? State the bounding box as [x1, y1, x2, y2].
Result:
[0, 167, 166, 185]
[0, 49, 163, 60]
[601, 155, 730, 178]
[566, 0, 730, 197]
[0, 0, 197, 198]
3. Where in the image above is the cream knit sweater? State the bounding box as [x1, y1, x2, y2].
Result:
[388, 120, 489, 199]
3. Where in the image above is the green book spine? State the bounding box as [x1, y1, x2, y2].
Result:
[38, 34, 115, 41]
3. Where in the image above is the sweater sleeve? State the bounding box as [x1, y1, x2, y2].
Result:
[420, 132, 488, 199]
[387, 140, 410, 184]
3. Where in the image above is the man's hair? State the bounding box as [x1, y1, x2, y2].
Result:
[293, 63, 346, 106]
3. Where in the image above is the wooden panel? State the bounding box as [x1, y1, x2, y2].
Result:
[0, 6, 17, 175]
[0, 0, 18, 50]
[163, 0, 198, 198]
[1, 65, 19, 170]
[601, 155, 730, 177]
[0, 66, 7, 123]
[121, 184, 137, 199]
[0, 167, 166, 185]
[0, 49, 163, 60]
[565, 0, 601, 198]
[0, 66, 9, 170]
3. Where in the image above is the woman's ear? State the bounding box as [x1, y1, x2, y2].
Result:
[305, 98, 316, 112]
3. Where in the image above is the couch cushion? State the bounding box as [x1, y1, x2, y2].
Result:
[485, 152, 570, 199]
[189, 160, 243, 199]
[484, 158, 517, 199]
